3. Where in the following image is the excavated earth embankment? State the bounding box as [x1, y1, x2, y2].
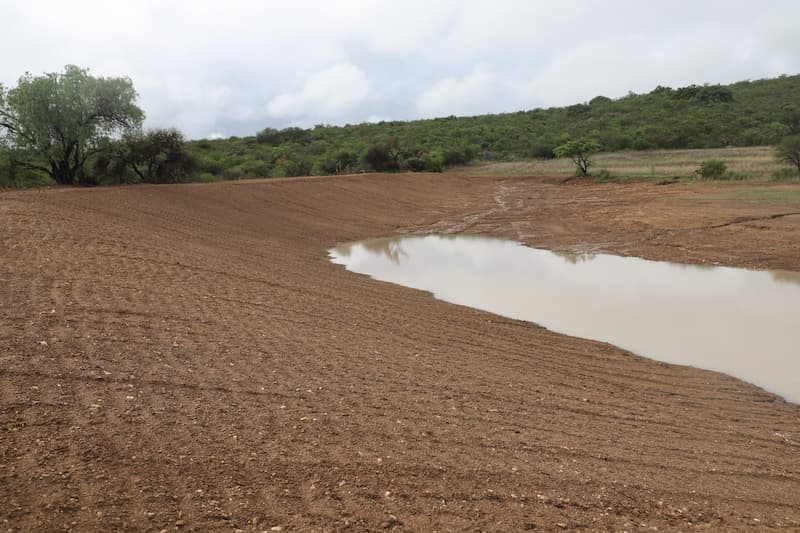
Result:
[2, 173, 800, 531]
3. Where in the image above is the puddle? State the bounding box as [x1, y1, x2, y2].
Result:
[329, 235, 800, 403]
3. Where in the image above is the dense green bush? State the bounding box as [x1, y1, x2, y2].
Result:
[441, 146, 476, 166]
[696, 159, 728, 179]
[230, 159, 271, 178]
[423, 151, 444, 172]
[320, 150, 359, 175]
[404, 157, 427, 172]
[530, 142, 556, 159]
[0, 150, 53, 187]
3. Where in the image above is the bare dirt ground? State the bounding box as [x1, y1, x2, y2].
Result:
[2, 173, 800, 532]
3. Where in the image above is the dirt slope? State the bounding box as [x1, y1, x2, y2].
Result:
[2, 174, 799, 532]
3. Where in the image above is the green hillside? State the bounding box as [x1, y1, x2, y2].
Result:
[188, 75, 800, 179]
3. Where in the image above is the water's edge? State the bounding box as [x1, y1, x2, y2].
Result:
[329, 234, 800, 403]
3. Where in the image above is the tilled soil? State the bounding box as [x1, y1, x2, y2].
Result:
[1, 173, 799, 532]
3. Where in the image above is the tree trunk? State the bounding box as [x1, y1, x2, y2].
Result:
[50, 158, 76, 184]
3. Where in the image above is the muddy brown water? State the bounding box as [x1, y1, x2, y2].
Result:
[330, 234, 800, 403]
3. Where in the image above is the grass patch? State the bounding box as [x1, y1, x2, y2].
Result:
[466, 146, 788, 182]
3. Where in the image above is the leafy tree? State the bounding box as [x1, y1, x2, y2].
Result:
[364, 138, 402, 171]
[589, 95, 612, 105]
[782, 105, 800, 135]
[122, 129, 197, 183]
[673, 84, 734, 104]
[554, 139, 600, 176]
[364, 144, 392, 171]
[92, 129, 197, 184]
[321, 150, 359, 174]
[565, 103, 590, 117]
[255, 127, 281, 145]
[441, 146, 476, 166]
[270, 151, 311, 177]
[0, 65, 143, 185]
[530, 142, 555, 159]
[775, 135, 800, 176]
[401, 157, 424, 172]
[90, 151, 131, 184]
[256, 126, 311, 146]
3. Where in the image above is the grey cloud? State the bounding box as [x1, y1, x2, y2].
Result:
[2, 0, 798, 138]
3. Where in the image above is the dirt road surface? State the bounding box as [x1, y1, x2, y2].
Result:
[2, 174, 800, 531]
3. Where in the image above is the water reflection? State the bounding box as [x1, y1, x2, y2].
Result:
[772, 270, 800, 286]
[553, 250, 597, 264]
[330, 234, 800, 403]
[334, 237, 408, 264]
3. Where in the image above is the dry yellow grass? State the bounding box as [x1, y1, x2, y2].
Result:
[468, 146, 789, 181]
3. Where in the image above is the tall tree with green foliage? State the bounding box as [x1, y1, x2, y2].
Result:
[0, 65, 143, 185]
[775, 135, 800, 176]
[554, 139, 600, 176]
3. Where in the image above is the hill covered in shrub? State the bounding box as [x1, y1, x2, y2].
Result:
[187, 74, 800, 179]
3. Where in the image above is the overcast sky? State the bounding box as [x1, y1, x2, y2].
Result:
[2, 0, 798, 139]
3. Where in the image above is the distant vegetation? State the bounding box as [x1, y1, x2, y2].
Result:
[186, 74, 800, 180]
[2, 67, 800, 187]
[470, 146, 789, 182]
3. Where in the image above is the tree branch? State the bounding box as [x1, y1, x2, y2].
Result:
[14, 159, 52, 175]
[0, 119, 39, 146]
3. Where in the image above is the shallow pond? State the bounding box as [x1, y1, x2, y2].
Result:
[329, 234, 800, 403]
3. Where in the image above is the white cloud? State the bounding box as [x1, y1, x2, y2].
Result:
[525, 20, 800, 107]
[366, 115, 389, 124]
[416, 66, 503, 117]
[1, 0, 798, 137]
[266, 63, 371, 122]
